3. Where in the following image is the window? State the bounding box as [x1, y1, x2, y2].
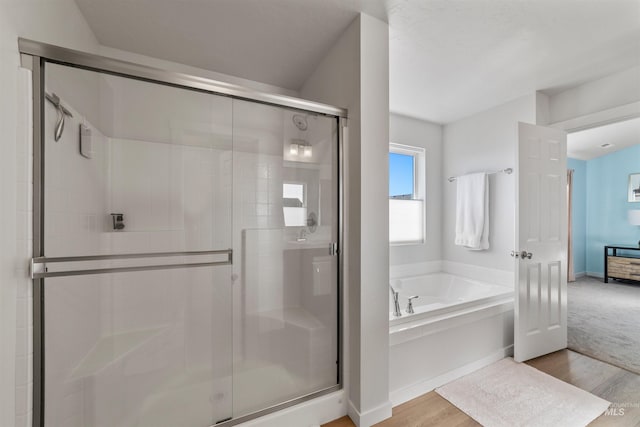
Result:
[283, 182, 307, 226]
[389, 143, 425, 244]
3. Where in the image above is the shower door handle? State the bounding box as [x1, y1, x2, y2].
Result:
[30, 249, 232, 279]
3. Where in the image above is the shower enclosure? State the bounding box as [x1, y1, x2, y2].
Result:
[21, 39, 344, 427]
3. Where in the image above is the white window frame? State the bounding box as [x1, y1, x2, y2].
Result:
[389, 142, 426, 245]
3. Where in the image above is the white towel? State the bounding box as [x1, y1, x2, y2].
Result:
[454, 173, 489, 250]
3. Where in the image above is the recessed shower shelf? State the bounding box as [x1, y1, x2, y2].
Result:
[284, 241, 330, 250]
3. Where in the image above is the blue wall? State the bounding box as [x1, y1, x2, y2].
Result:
[568, 158, 586, 275]
[570, 144, 640, 277]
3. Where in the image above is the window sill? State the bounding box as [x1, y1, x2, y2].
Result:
[390, 240, 425, 247]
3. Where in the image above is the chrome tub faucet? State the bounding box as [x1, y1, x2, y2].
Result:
[390, 283, 402, 317]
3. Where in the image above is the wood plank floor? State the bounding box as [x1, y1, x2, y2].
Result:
[322, 350, 640, 427]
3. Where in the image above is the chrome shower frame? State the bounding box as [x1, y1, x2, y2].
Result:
[19, 38, 347, 427]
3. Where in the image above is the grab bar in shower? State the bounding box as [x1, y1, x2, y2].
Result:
[30, 249, 232, 279]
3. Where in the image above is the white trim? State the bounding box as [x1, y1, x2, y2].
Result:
[389, 142, 426, 245]
[389, 345, 513, 406]
[238, 390, 347, 427]
[550, 101, 640, 133]
[574, 272, 586, 279]
[347, 399, 392, 427]
[586, 272, 604, 279]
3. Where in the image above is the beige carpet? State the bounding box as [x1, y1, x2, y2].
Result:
[435, 358, 610, 427]
[568, 276, 640, 374]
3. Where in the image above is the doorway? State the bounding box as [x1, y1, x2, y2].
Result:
[565, 117, 640, 374]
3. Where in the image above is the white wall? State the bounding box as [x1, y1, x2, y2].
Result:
[442, 94, 537, 273]
[548, 66, 640, 124]
[301, 13, 392, 427]
[99, 45, 298, 98]
[389, 114, 442, 268]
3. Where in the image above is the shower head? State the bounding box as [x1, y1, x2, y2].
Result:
[292, 114, 308, 131]
[45, 92, 73, 141]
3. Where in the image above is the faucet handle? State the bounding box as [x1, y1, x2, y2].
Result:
[406, 295, 419, 314]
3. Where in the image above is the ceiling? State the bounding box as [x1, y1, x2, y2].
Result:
[74, 0, 640, 124]
[567, 117, 640, 161]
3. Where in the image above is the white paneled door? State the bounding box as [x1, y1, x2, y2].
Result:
[514, 122, 568, 362]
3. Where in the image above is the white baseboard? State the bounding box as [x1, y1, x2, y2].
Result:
[389, 345, 514, 407]
[239, 390, 347, 427]
[586, 271, 604, 279]
[347, 399, 393, 427]
[574, 272, 586, 279]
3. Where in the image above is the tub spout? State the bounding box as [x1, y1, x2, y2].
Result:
[390, 284, 402, 317]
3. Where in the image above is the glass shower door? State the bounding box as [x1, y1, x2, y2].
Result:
[231, 100, 339, 417]
[40, 63, 234, 427]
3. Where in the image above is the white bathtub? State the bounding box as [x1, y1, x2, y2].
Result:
[389, 273, 513, 325]
[388, 271, 515, 406]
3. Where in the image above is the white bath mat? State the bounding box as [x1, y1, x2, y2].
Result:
[435, 358, 610, 427]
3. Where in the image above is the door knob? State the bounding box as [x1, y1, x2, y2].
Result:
[511, 250, 533, 259]
[520, 250, 533, 259]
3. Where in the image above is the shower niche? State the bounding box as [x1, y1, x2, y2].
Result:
[34, 58, 340, 427]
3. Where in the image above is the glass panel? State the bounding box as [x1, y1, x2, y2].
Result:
[231, 100, 338, 417]
[389, 152, 414, 199]
[44, 266, 232, 427]
[42, 63, 233, 426]
[40, 61, 339, 426]
[44, 63, 233, 257]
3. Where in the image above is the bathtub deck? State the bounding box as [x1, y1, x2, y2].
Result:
[322, 349, 640, 427]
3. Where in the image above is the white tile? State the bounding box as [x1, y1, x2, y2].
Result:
[27, 354, 33, 383]
[16, 184, 28, 212]
[16, 153, 28, 183]
[26, 383, 33, 416]
[15, 355, 27, 386]
[256, 204, 269, 216]
[15, 414, 26, 427]
[15, 239, 27, 261]
[16, 298, 26, 329]
[15, 327, 27, 357]
[17, 277, 27, 298]
[27, 326, 33, 354]
[16, 211, 27, 242]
